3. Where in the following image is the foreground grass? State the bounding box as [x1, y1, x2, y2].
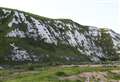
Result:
[0, 65, 120, 82]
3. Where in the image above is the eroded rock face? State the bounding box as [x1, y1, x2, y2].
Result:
[0, 8, 120, 64]
[10, 43, 31, 61]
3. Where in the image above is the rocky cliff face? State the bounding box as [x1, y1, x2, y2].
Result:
[0, 8, 120, 65]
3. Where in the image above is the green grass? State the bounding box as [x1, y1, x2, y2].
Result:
[0, 65, 120, 82]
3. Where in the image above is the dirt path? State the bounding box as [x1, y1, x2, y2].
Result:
[79, 72, 107, 82]
[61, 72, 108, 82]
[60, 64, 120, 68]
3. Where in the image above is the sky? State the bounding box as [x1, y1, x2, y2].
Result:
[0, 0, 120, 33]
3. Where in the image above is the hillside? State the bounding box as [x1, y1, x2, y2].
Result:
[0, 7, 120, 65]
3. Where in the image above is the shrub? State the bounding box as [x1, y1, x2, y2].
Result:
[26, 64, 35, 71]
[55, 71, 67, 76]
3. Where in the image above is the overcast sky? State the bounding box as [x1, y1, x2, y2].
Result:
[0, 0, 120, 33]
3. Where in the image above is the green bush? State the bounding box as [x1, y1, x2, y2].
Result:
[26, 64, 35, 71]
[55, 71, 67, 76]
